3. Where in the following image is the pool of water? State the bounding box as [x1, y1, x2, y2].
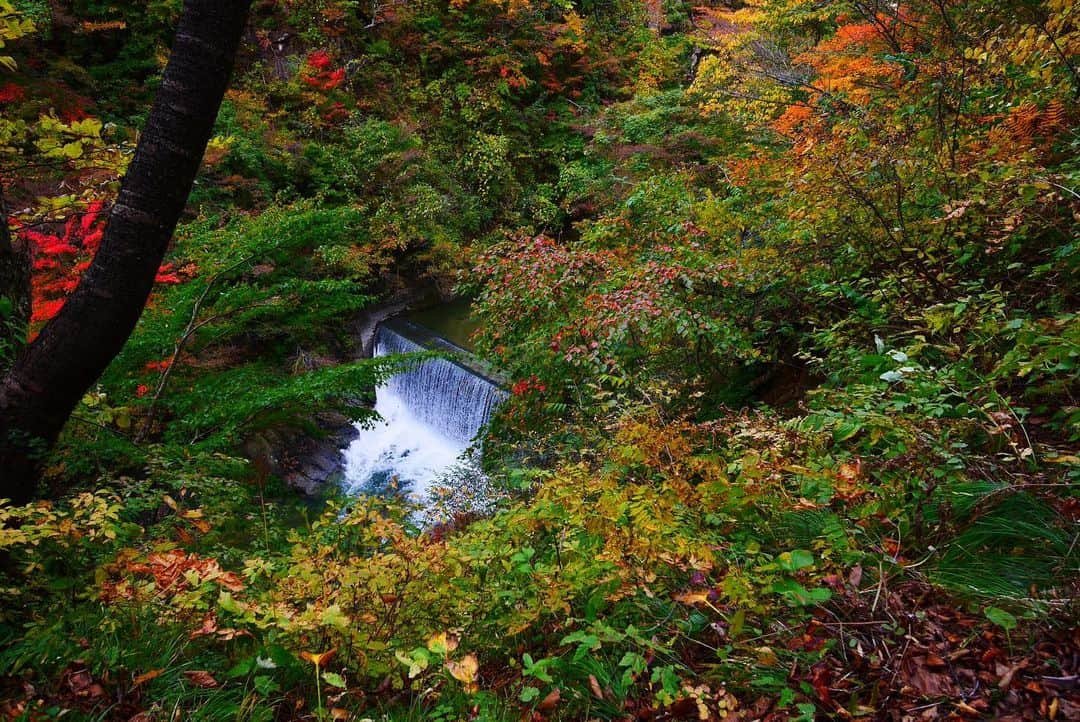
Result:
[406, 297, 483, 351]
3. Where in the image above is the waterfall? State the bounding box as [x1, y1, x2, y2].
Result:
[342, 320, 506, 508]
[374, 323, 507, 445]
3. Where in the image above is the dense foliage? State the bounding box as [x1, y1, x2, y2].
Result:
[1, 0, 1078, 720]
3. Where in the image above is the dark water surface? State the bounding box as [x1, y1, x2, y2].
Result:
[406, 297, 482, 351]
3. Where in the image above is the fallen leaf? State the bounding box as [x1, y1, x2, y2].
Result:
[837, 460, 862, 481]
[183, 670, 219, 688]
[672, 590, 709, 605]
[588, 674, 604, 700]
[955, 701, 980, 717]
[190, 615, 218, 639]
[755, 646, 779, 667]
[446, 654, 479, 693]
[998, 660, 1027, 690]
[925, 653, 947, 669]
[427, 631, 459, 655]
[64, 668, 93, 693]
[132, 669, 163, 686]
[536, 688, 561, 712]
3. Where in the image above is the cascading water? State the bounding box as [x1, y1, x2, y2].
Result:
[342, 321, 507, 509]
[373, 324, 506, 446]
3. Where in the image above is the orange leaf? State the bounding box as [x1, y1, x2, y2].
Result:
[672, 591, 709, 605]
[837, 459, 862, 482]
[189, 615, 218, 639]
[301, 648, 337, 667]
[132, 669, 163, 686]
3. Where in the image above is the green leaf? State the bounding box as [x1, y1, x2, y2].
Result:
[560, 630, 600, 651]
[777, 550, 815, 572]
[394, 648, 431, 678]
[320, 604, 350, 630]
[772, 579, 831, 606]
[322, 671, 346, 688]
[519, 686, 540, 703]
[833, 421, 862, 441]
[729, 608, 745, 638]
[226, 658, 254, 678]
[984, 606, 1017, 632]
[253, 675, 280, 696]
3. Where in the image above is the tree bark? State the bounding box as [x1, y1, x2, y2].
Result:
[0, 0, 253, 504]
[0, 184, 30, 375]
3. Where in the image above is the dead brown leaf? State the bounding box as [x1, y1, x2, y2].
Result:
[536, 688, 560, 712]
[588, 674, 604, 700]
[182, 671, 219, 689]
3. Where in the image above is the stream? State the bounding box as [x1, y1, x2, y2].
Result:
[341, 317, 507, 517]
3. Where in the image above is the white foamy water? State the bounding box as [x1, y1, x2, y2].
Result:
[342, 386, 469, 502]
[342, 323, 506, 507]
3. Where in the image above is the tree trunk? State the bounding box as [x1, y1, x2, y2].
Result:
[0, 185, 30, 375]
[0, 0, 253, 504]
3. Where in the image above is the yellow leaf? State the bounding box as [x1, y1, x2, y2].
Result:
[672, 590, 709, 605]
[427, 631, 459, 655]
[755, 646, 779, 667]
[446, 654, 479, 693]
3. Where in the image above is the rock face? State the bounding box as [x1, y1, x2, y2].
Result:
[243, 411, 359, 495]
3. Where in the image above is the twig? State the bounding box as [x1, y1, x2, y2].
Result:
[136, 252, 272, 441]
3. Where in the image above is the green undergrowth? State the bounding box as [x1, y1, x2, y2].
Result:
[1, 391, 1076, 719]
[2, 0, 1079, 719]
